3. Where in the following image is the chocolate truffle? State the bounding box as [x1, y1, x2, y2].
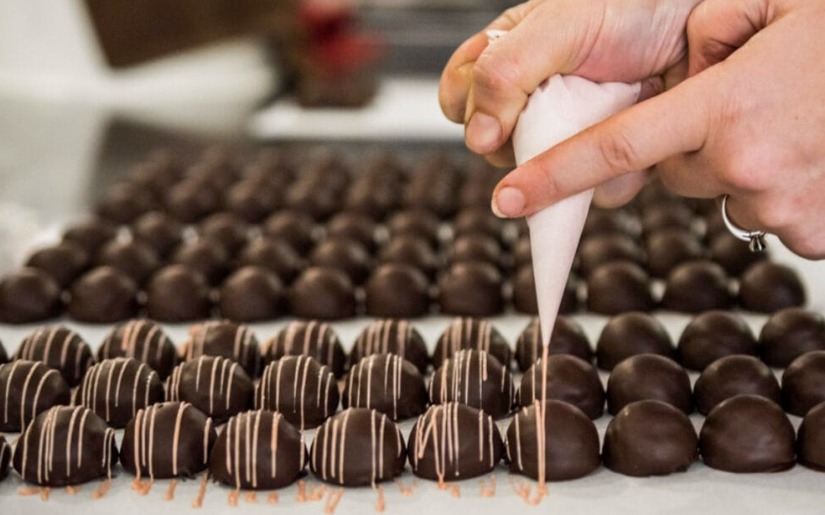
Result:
[641, 203, 695, 234]
[68, 266, 139, 323]
[286, 180, 344, 222]
[0, 268, 62, 324]
[13, 406, 117, 486]
[606, 354, 692, 415]
[739, 261, 806, 313]
[700, 395, 795, 473]
[378, 236, 438, 278]
[387, 209, 441, 247]
[577, 233, 645, 277]
[782, 351, 825, 416]
[262, 210, 317, 254]
[289, 267, 357, 320]
[693, 355, 781, 416]
[512, 265, 579, 316]
[518, 355, 605, 419]
[0, 436, 9, 482]
[131, 211, 184, 258]
[95, 181, 158, 224]
[210, 410, 307, 490]
[255, 356, 339, 429]
[409, 403, 504, 482]
[514, 316, 592, 371]
[326, 211, 379, 252]
[264, 320, 346, 377]
[226, 177, 283, 223]
[237, 237, 304, 284]
[62, 218, 118, 255]
[585, 261, 654, 315]
[709, 231, 766, 276]
[167, 356, 254, 423]
[662, 260, 733, 313]
[0, 360, 71, 431]
[596, 312, 674, 371]
[677, 310, 757, 370]
[16, 326, 94, 386]
[438, 261, 504, 316]
[25, 241, 90, 288]
[453, 208, 504, 241]
[171, 239, 230, 286]
[197, 212, 250, 255]
[447, 234, 503, 267]
[310, 408, 406, 486]
[145, 265, 212, 322]
[582, 207, 641, 239]
[166, 177, 222, 223]
[796, 402, 825, 471]
[759, 307, 825, 368]
[429, 349, 514, 419]
[180, 321, 261, 378]
[346, 179, 401, 220]
[433, 317, 512, 370]
[603, 400, 697, 477]
[350, 319, 430, 374]
[95, 240, 160, 284]
[309, 238, 372, 284]
[218, 266, 284, 322]
[506, 400, 600, 481]
[343, 354, 427, 421]
[76, 358, 165, 428]
[364, 264, 431, 318]
[121, 402, 217, 479]
[644, 229, 705, 278]
[98, 320, 178, 379]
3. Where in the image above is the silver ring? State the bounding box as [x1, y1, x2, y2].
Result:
[721, 194, 767, 252]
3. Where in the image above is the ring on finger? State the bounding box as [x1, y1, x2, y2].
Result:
[720, 194, 767, 253]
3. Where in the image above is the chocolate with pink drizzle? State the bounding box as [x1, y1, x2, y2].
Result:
[429, 349, 514, 419]
[255, 355, 339, 429]
[343, 354, 427, 421]
[180, 321, 261, 378]
[166, 356, 253, 423]
[350, 319, 430, 374]
[264, 320, 346, 377]
[98, 320, 178, 380]
[0, 360, 71, 432]
[432, 318, 511, 370]
[15, 325, 95, 386]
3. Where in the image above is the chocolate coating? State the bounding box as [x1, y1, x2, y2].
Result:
[518, 355, 605, 419]
[677, 310, 757, 371]
[76, 358, 165, 428]
[506, 400, 600, 481]
[387, 209, 441, 246]
[606, 354, 692, 415]
[145, 265, 212, 322]
[437, 261, 504, 316]
[95, 240, 160, 284]
[180, 321, 261, 377]
[577, 233, 645, 277]
[447, 234, 502, 267]
[237, 237, 304, 284]
[166, 177, 222, 223]
[453, 208, 504, 240]
[644, 229, 705, 278]
[364, 264, 431, 318]
[25, 241, 90, 288]
[796, 402, 825, 471]
[662, 260, 733, 313]
[700, 395, 795, 473]
[289, 267, 357, 320]
[226, 177, 283, 223]
[709, 231, 767, 276]
[62, 218, 118, 255]
[13, 406, 117, 486]
[310, 238, 372, 284]
[782, 351, 825, 416]
[512, 265, 578, 316]
[343, 354, 427, 421]
[641, 203, 695, 234]
[16, 326, 94, 386]
[131, 211, 184, 258]
[310, 408, 406, 486]
[378, 236, 438, 278]
[285, 178, 343, 221]
[167, 356, 254, 423]
[264, 320, 346, 377]
[514, 316, 592, 371]
[409, 403, 503, 481]
[759, 307, 825, 368]
[121, 402, 217, 479]
[429, 349, 514, 419]
[596, 312, 674, 371]
[197, 212, 250, 255]
[0, 360, 71, 431]
[210, 410, 307, 490]
[739, 261, 806, 313]
[603, 400, 697, 477]
[262, 210, 317, 254]
[95, 180, 157, 224]
[171, 239, 230, 286]
[218, 266, 284, 322]
[326, 211, 379, 252]
[0, 435, 9, 481]
[255, 356, 339, 429]
[350, 319, 430, 374]
[693, 355, 781, 416]
[98, 320, 179, 380]
[582, 207, 641, 239]
[585, 261, 654, 315]
[433, 317, 511, 370]
[0, 268, 62, 324]
[68, 266, 139, 323]
[0, 341, 6, 364]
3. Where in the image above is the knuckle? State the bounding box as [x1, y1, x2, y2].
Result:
[472, 50, 522, 100]
[595, 127, 641, 176]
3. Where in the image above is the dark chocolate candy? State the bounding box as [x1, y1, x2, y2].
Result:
[517, 355, 605, 419]
[285, 179, 343, 222]
[350, 319, 430, 374]
[0, 360, 71, 431]
[95, 240, 160, 285]
[453, 208, 505, 241]
[218, 266, 284, 322]
[167, 356, 253, 423]
[68, 266, 139, 323]
[429, 349, 514, 419]
[676, 310, 757, 371]
[25, 241, 90, 288]
[289, 267, 357, 320]
[577, 233, 645, 277]
[0, 435, 9, 481]
[797, 402, 825, 471]
[644, 228, 705, 278]
[447, 234, 503, 267]
[237, 237, 304, 284]
[585, 261, 654, 315]
[386, 209, 441, 247]
[511, 265, 579, 316]
[693, 355, 781, 416]
[0, 341, 6, 364]
[62, 218, 118, 255]
[309, 238, 372, 284]
[596, 312, 674, 371]
[166, 177, 222, 223]
[310, 408, 406, 486]
[0, 268, 62, 324]
[709, 231, 766, 276]
[171, 239, 230, 286]
[512, 236, 532, 269]
[95, 182, 158, 224]
[364, 264, 431, 318]
[661, 260, 733, 313]
[255, 356, 339, 429]
[131, 211, 184, 258]
[432, 317, 511, 370]
[264, 320, 346, 378]
[326, 211, 380, 253]
[197, 212, 250, 255]
[145, 265, 212, 322]
[378, 236, 438, 278]
[262, 210, 317, 254]
[343, 354, 427, 421]
[759, 307, 825, 368]
[98, 320, 179, 380]
[641, 203, 695, 234]
[782, 351, 825, 416]
[606, 354, 692, 415]
[180, 321, 261, 378]
[226, 177, 283, 223]
[739, 261, 806, 313]
[437, 261, 504, 316]
[582, 207, 641, 239]
[514, 316, 592, 371]
[603, 400, 697, 477]
[16, 325, 94, 386]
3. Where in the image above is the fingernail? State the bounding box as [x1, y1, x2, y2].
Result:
[466, 112, 501, 153]
[492, 186, 525, 218]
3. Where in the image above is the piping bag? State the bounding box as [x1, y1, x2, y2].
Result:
[487, 30, 641, 345]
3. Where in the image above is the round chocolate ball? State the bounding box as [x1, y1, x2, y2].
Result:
[262, 210, 317, 254]
[433, 317, 511, 370]
[378, 236, 438, 278]
[343, 354, 427, 421]
[782, 351, 825, 416]
[677, 310, 757, 371]
[645, 228, 705, 278]
[0, 360, 71, 431]
[15, 326, 94, 387]
[662, 260, 733, 313]
[181, 320, 261, 378]
[95, 182, 157, 224]
[285, 179, 342, 221]
[641, 203, 695, 234]
[145, 265, 212, 322]
[438, 261, 504, 316]
[256, 356, 339, 429]
[518, 355, 605, 419]
[606, 354, 692, 415]
[739, 261, 806, 313]
[167, 356, 254, 423]
[586, 261, 654, 315]
[759, 307, 825, 368]
[197, 212, 250, 255]
[453, 208, 504, 241]
[95, 240, 160, 285]
[130, 210, 184, 258]
[171, 238, 230, 286]
[515, 316, 592, 371]
[700, 395, 795, 473]
[709, 231, 767, 276]
[0, 268, 62, 324]
[577, 233, 645, 277]
[512, 236, 532, 269]
[218, 266, 283, 322]
[25, 241, 90, 288]
[693, 355, 781, 416]
[310, 238, 372, 285]
[62, 218, 118, 255]
[226, 177, 283, 223]
[0, 436, 9, 482]
[429, 349, 514, 419]
[387, 209, 441, 246]
[603, 400, 698, 477]
[264, 320, 346, 377]
[447, 234, 503, 267]
[289, 267, 356, 320]
[364, 263, 431, 318]
[68, 266, 139, 323]
[350, 319, 430, 374]
[326, 211, 379, 252]
[512, 265, 578, 316]
[797, 402, 825, 471]
[166, 177, 222, 223]
[98, 320, 178, 380]
[582, 207, 641, 239]
[346, 179, 401, 220]
[76, 358, 165, 428]
[596, 312, 674, 371]
[237, 237, 304, 285]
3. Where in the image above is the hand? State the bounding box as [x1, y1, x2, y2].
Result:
[492, 0, 825, 258]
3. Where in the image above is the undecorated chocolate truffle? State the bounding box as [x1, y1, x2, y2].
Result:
[76, 358, 165, 428]
[518, 355, 605, 419]
[0, 360, 71, 431]
[582, 207, 641, 239]
[68, 266, 139, 323]
[13, 406, 117, 486]
[512, 265, 578, 315]
[218, 266, 284, 322]
[603, 400, 697, 477]
[782, 351, 825, 416]
[700, 395, 795, 473]
[210, 410, 307, 490]
[507, 400, 600, 481]
[797, 402, 825, 471]
[644, 229, 704, 278]
[739, 261, 806, 313]
[709, 231, 766, 276]
[677, 310, 757, 371]
[98, 320, 178, 380]
[0, 268, 62, 324]
[577, 233, 645, 277]
[759, 307, 825, 368]
[596, 312, 674, 371]
[606, 354, 692, 415]
[264, 320, 346, 377]
[262, 210, 317, 254]
[453, 208, 504, 241]
[693, 355, 781, 416]
[171, 239, 230, 286]
[586, 261, 654, 315]
[197, 212, 250, 255]
[0, 436, 9, 481]
[387, 209, 441, 247]
[16, 326, 94, 386]
[95, 240, 160, 284]
[289, 267, 356, 320]
[25, 241, 90, 288]
[447, 234, 503, 267]
[131, 211, 184, 258]
[326, 211, 379, 252]
[343, 354, 427, 421]
[438, 261, 504, 316]
[350, 319, 429, 374]
[514, 316, 592, 371]
[180, 320, 261, 378]
[237, 237, 304, 284]
[310, 238, 372, 284]
[62, 218, 118, 255]
[378, 236, 438, 278]
[433, 317, 511, 370]
[310, 408, 406, 486]
[0, 341, 6, 364]
[166, 177, 222, 223]
[429, 349, 514, 419]
[167, 356, 253, 423]
[662, 260, 733, 313]
[121, 402, 217, 479]
[145, 265, 212, 321]
[255, 356, 339, 429]
[364, 264, 430, 318]
[409, 403, 504, 482]
[641, 203, 695, 234]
